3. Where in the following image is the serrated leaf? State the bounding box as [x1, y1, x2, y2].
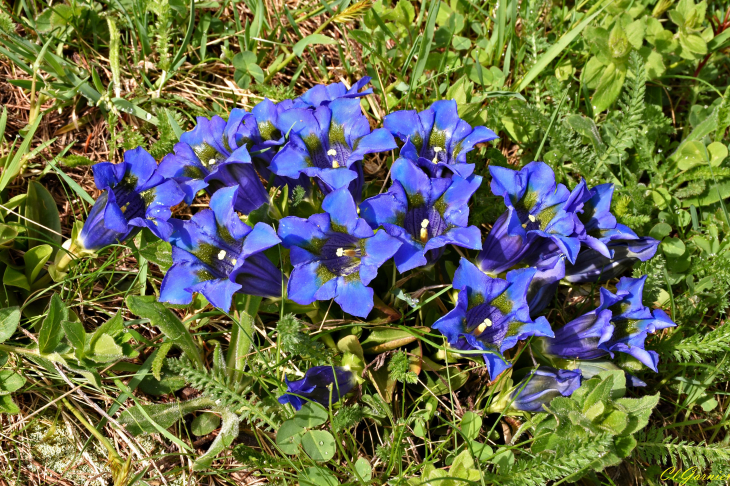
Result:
[0, 307, 20, 343]
[293, 402, 329, 429]
[39, 294, 67, 354]
[301, 430, 336, 462]
[152, 341, 174, 381]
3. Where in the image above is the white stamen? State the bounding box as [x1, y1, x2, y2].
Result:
[433, 147, 443, 153]
[336, 248, 345, 257]
[421, 219, 429, 229]
[332, 160, 340, 168]
[528, 214, 537, 222]
[432, 156, 439, 164]
[476, 318, 493, 335]
[208, 158, 216, 166]
[218, 250, 226, 260]
[420, 220, 429, 242]
[231, 258, 237, 265]
[327, 149, 337, 156]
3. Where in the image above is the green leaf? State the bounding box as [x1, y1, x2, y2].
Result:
[293, 402, 329, 429]
[708, 28, 730, 52]
[301, 430, 336, 462]
[152, 341, 174, 381]
[460, 411, 482, 440]
[191, 412, 221, 436]
[625, 19, 645, 49]
[89, 312, 125, 348]
[674, 140, 708, 170]
[299, 466, 339, 486]
[24, 181, 62, 251]
[126, 295, 203, 368]
[0, 307, 20, 343]
[0, 370, 25, 394]
[708, 142, 728, 167]
[118, 396, 214, 436]
[662, 237, 686, 258]
[410, 0, 440, 88]
[0, 114, 42, 192]
[679, 33, 707, 57]
[3, 266, 29, 291]
[0, 394, 20, 414]
[38, 294, 67, 354]
[293, 34, 337, 57]
[192, 410, 240, 470]
[616, 393, 660, 435]
[111, 98, 158, 125]
[276, 419, 305, 455]
[138, 239, 173, 271]
[355, 457, 372, 481]
[649, 222, 672, 240]
[62, 320, 86, 360]
[24, 245, 52, 283]
[517, 0, 610, 91]
[451, 35, 471, 50]
[0, 223, 18, 247]
[361, 327, 420, 353]
[601, 409, 628, 434]
[591, 62, 627, 113]
[89, 333, 124, 363]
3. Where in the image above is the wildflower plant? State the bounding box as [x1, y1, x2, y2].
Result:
[40, 76, 679, 480]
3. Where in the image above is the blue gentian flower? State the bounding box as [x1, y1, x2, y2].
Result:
[160, 185, 282, 311]
[575, 183, 617, 258]
[600, 276, 676, 372]
[477, 162, 587, 274]
[359, 157, 483, 272]
[525, 252, 566, 316]
[539, 287, 622, 360]
[270, 98, 397, 202]
[278, 366, 357, 411]
[278, 187, 402, 318]
[565, 226, 659, 283]
[510, 367, 582, 412]
[158, 114, 269, 214]
[291, 76, 373, 108]
[78, 147, 185, 251]
[383, 100, 498, 178]
[432, 258, 554, 380]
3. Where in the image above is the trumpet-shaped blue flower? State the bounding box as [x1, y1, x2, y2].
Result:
[477, 162, 587, 274]
[510, 367, 582, 412]
[270, 98, 397, 202]
[360, 157, 483, 272]
[383, 100, 498, 178]
[432, 258, 554, 380]
[290, 77, 373, 109]
[158, 114, 269, 214]
[79, 147, 185, 251]
[525, 252, 566, 316]
[278, 187, 402, 318]
[539, 287, 622, 360]
[565, 226, 659, 283]
[278, 366, 357, 411]
[575, 183, 617, 258]
[600, 276, 676, 372]
[160, 186, 282, 311]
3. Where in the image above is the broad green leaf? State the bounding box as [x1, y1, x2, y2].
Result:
[0, 394, 20, 414]
[90, 312, 125, 348]
[3, 266, 29, 291]
[126, 295, 203, 368]
[0, 307, 20, 343]
[460, 411, 482, 440]
[293, 34, 337, 57]
[38, 294, 67, 354]
[451, 35, 471, 50]
[361, 327, 421, 353]
[337, 335, 365, 361]
[601, 409, 628, 434]
[608, 22, 631, 59]
[662, 237, 686, 258]
[25, 181, 62, 251]
[641, 48, 665, 80]
[708, 142, 728, 167]
[293, 402, 329, 429]
[118, 396, 214, 436]
[0, 370, 25, 393]
[89, 333, 124, 363]
[355, 457, 372, 481]
[276, 419, 305, 455]
[138, 238, 173, 271]
[591, 62, 627, 113]
[192, 410, 239, 470]
[708, 28, 730, 52]
[625, 18, 645, 49]
[614, 435, 637, 458]
[62, 320, 86, 360]
[649, 222, 672, 240]
[0, 223, 18, 247]
[191, 412, 220, 436]
[24, 244, 52, 283]
[301, 430, 336, 462]
[299, 466, 339, 486]
[679, 33, 707, 58]
[674, 140, 708, 170]
[616, 393, 660, 435]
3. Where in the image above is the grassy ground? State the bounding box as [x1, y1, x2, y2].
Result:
[1, 0, 730, 484]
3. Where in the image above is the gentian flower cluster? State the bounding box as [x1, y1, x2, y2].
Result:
[70, 77, 674, 415]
